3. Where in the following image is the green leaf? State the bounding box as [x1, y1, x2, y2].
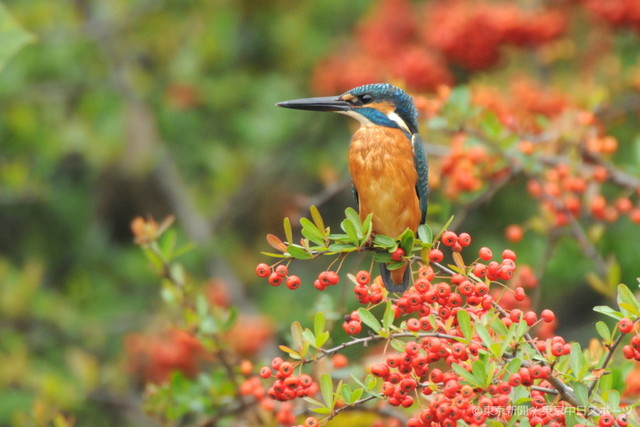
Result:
[480, 110, 506, 141]
[617, 283, 639, 308]
[303, 396, 327, 409]
[390, 339, 407, 352]
[363, 374, 379, 391]
[315, 331, 329, 348]
[417, 224, 433, 244]
[373, 234, 396, 248]
[302, 329, 316, 348]
[569, 342, 584, 380]
[499, 323, 517, 358]
[382, 301, 395, 330]
[300, 217, 325, 245]
[386, 260, 406, 271]
[470, 356, 489, 388]
[0, 3, 34, 72]
[327, 243, 357, 252]
[358, 308, 382, 332]
[619, 302, 640, 317]
[286, 245, 313, 260]
[595, 321, 611, 342]
[350, 387, 364, 403]
[362, 213, 373, 238]
[617, 283, 640, 315]
[603, 389, 620, 411]
[372, 252, 392, 263]
[593, 305, 624, 320]
[505, 358, 522, 374]
[341, 218, 359, 244]
[475, 322, 495, 356]
[314, 312, 326, 336]
[573, 382, 589, 407]
[340, 383, 352, 403]
[279, 345, 301, 359]
[310, 206, 325, 236]
[452, 363, 481, 387]
[457, 309, 472, 341]
[320, 374, 334, 408]
[345, 207, 363, 237]
[283, 217, 293, 244]
[399, 229, 415, 253]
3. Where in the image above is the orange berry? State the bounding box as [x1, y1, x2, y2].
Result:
[505, 224, 523, 243]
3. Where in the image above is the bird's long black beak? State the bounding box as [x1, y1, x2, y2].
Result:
[276, 96, 352, 112]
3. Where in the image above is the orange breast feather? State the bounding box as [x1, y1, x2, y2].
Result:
[348, 126, 421, 238]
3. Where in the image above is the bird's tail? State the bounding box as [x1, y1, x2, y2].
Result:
[379, 263, 410, 294]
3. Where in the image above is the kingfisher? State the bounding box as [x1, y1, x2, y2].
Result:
[277, 83, 428, 293]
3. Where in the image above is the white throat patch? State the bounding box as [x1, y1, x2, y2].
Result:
[386, 111, 411, 134]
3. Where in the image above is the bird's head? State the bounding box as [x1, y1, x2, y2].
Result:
[277, 83, 418, 135]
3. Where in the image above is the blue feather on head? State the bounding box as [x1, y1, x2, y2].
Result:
[343, 83, 418, 134]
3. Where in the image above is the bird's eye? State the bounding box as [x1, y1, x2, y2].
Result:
[359, 94, 373, 104]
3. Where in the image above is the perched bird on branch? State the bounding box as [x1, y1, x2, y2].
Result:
[277, 83, 428, 293]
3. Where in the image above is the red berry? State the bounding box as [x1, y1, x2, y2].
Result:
[429, 248, 444, 263]
[268, 272, 283, 286]
[598, 413, 615, 427]
[508, 373, 521, 386]
[524, 311, 537, 326]
[617, 414, 629, 427]
[502, 249, 517, 261]
[355, 270, 370, 285]
[441, 231, 458, 246]
[479, 247, 493, 261]
[370, 363, 390, 378]
[619, 317, 634, 334]
[271, 357, 283, 370]
[458, 232, 472, 246]
[313, 279, 326, 291]
[474, 282, 489, 296]
[326, 271, 340, 285]
[505, 224, 523, 243]
[541, 309, 555, 323]
[275, 264, 289, 277]
[256, 263, 271, 278]
[391, 248, 405, 262]
[343, 320, 362, 335]
[304, 417, 319, 427]
[260, 366, 272, 378]
[407, 318, 421, 332]
[514, 286, 526, 301]
[623, 345, 635, 359]
[278, 361, 294, 377]
[286, 275, 301, 290]
[401, 395, 414, 408]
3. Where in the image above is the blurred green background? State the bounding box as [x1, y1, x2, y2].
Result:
[1, 0, 640, 425]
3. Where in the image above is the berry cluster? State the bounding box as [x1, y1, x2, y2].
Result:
[582, 0, 640, 30]
[256, 262, 342, 291]
[526, 161, 640, 226]
[423, 1, 566, 71]
[311, 0, 567, 95]
[620, 318, 640, 361]
[261, 357, 319, 401]
[256, 225, 640, 425]
[353, 270, 385, 304]
[436, 133, 495, 200]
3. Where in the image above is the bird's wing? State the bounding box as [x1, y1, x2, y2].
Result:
[412, 133, 429, 223]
